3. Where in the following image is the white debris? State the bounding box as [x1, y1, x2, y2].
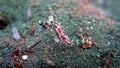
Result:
[90, 26, 93, 29]
[97, 54, 100, 57]
[48, 16, 54, 22]
[12, 27, 21, 40]
[87, 27, 89, 30]
[39, 20, 41, 23]
[107, 42, 110, 45]
[22, 55, 28, 60]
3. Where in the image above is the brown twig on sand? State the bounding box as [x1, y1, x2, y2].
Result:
[30, 20, 35, 35]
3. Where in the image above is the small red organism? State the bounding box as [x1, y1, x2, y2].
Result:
[12, 46, 34, 68]
[12, 48, 20, 60]
[15, 60, 23, 68]
[102, 58, 109, 68]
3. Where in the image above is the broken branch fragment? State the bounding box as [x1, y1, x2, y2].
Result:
[24, 40, 42, 51]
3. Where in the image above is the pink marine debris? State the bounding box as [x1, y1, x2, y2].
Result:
[27, 8, 32, 19]
[12, 27, 21, 40]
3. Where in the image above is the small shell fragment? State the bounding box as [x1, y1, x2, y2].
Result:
[22, 55, 28, 60]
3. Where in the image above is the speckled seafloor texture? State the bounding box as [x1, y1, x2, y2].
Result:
[0, 0, 120, 68]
